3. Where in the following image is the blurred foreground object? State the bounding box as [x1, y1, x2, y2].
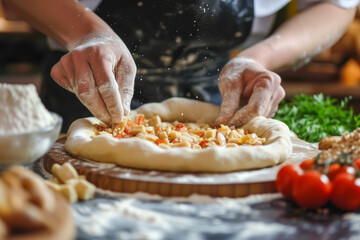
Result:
[0, 83, 61, 168]
[46, 162, 96, 203]
[0, 166, 75, 239]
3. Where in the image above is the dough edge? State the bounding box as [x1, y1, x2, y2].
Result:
[64, 98, 292, 173]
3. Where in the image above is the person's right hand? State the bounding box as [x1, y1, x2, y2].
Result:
[50, 34, 136, 126]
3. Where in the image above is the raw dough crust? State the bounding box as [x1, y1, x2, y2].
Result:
[65, 98, 292, 173]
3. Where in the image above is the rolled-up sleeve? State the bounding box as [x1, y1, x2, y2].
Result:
[298, 0, 359, 10]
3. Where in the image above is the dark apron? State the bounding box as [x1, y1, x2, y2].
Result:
[95, 0, 254, 107]
[41, 0, 253, 131]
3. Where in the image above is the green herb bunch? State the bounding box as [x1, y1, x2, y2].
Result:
[274, 94, 360, 142]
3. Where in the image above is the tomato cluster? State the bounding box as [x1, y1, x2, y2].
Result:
[276, 156, 360, 211]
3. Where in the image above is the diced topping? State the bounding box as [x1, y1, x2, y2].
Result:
[95, 115, 266, 149]
[135, 114, 145, 125]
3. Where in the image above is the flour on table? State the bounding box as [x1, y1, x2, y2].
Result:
[0, 83, 55, 134]
[72, 191, 283, 239]
[96, 187, 281, 204]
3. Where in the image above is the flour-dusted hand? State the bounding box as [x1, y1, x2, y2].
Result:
[50, 34, 136, 126]
[215, 58, 285, 127]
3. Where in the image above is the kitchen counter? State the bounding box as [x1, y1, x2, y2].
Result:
[29, 159, 360, 240]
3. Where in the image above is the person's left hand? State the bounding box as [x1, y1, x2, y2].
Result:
[214, 57, 285, 127]
[50, 34, 136, 126]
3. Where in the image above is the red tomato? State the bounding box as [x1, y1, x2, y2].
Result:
[276, 164, 303, 199]
[192, 130, 205, 137]
[331, 173, 360, 211]
[123, 134, 134, 138]
[175, 123, 187, 132]
[171, 138, 180, 144]
[327, 165, 355, 181]
[199, 139, 209, 148]
[354, 159, 360, 169]
[176, 123, 185, 129]
[114, 134, 123, 139]
[155, 139, 166, 145]
[339, 165, 355, 176]
[299, 159, 315, 171]
[292, 170, 332, 209]
[135, 115, 145, 125]
[127, 120, 136, 127]
[327, 163, 342, 180]
[124, 126, 132, 134]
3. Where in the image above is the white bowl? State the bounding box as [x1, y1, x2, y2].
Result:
[0, 113, 62, 169]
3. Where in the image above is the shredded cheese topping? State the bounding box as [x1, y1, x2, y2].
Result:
[95, 114, 266, 149]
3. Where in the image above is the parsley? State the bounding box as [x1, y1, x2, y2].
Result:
[274, 94, 360, 142]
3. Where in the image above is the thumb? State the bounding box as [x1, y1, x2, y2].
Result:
[50, 62, 73, 92]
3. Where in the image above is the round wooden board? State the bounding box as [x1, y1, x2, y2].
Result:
[42, 137, 318, 198]
[7, 193, 75, 240]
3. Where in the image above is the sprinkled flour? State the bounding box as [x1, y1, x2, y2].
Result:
[0, 83, 55, 134]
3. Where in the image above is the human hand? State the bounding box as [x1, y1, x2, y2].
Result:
[214, 57, 285, 127]
[50, 34, 136, 126]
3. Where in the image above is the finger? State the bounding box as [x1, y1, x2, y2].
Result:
[91, 57, 124, 123]
[227, 80, 273, 127]
[265, 86, 285, 118]
[255, 73, 284, 118]
[121, 85, 134, 116]
[115, 56, 136, 116]
[214, 80, 242, 126]
[268, 105, 279, 118]
[50, 62, 73, 92]
[74, 59, 112, 125]
[59, 54, 77, 89]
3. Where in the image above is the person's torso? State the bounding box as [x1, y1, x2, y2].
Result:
[95, 0, 254, 83]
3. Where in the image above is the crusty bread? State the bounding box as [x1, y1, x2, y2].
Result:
[318, 136, 342, 150]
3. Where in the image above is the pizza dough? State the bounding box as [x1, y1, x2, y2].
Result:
[65, 98, 292, 173]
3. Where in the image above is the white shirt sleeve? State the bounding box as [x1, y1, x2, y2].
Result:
[254, 0, 291, 17]
[47, 0, 102, 51]
[77, 0, 102, 11]
[255, 0, 359, 18]
[244, 0, 358, 48]
[298, 0, 359, 10]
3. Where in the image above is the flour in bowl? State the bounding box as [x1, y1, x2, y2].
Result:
[0, 83, 55, 134]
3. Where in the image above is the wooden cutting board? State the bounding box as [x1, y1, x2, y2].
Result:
[42, 137, 318, 198]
